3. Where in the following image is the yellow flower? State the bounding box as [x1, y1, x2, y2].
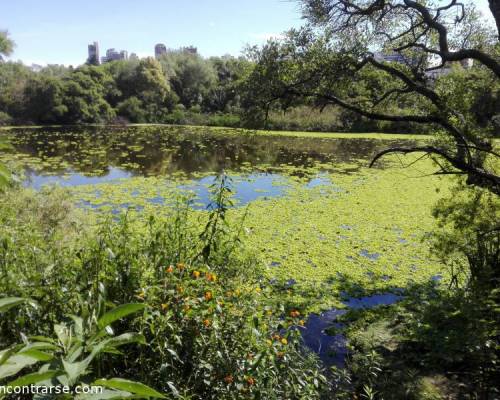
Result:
[177, 262, 185, 270]
[281, 338, 288, 345]
[166, 265, 174, 273]
[235, 289, 241, 296]
[298, 319, 305, 326]
[266, 339, 273, 346]
[192, 271, 201, 279]
[161, 303, 168, 310]
[255, 287, 261, 293]
[177, 286, 184, 294]
[204, 291, 213, 301]
[266, 310, 273, 316]
[137, 291, 145, 299]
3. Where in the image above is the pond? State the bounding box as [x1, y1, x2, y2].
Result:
[0, 126, 417, 207]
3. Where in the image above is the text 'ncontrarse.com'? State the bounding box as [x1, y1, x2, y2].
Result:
[0, 385, 104, 396]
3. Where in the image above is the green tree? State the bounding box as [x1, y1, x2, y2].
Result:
[160, 51, 216, 108]
[60, 68, 115, 123]
[244, 1, 500, 193]
[0, 30, 14, 61]
[206, 56, 252, 112]
[23, 75, 67, 123]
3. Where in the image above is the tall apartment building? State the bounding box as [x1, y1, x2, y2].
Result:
[155, 43, 167, 59]
[101, 48, 128, 63]
[87, 42, 100, 65]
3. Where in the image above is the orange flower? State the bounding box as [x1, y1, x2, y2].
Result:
[246, 377, 255, 386]
[224, 375, 233, 384]
[192, 271, 201, 279]
[206, 272, 217, 282]
[204, 291, 213, 301]
[203, 319, 211, 327]
[290, 310, 300, 318]
[166, 265, 174, 273]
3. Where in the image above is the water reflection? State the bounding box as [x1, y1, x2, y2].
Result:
[1, 126, 416, 184]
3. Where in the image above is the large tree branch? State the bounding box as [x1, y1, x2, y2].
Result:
[404, 0, 500, 78]
[369, 145, 500, 193]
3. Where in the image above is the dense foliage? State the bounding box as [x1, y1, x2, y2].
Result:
[0, 180, 330, 399]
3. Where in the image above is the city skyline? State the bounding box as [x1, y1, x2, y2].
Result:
[2, 0, 495, 66]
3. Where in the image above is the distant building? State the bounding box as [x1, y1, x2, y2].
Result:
[155, 43, 167, 59]
[87, 41, 100, 65]
[129, 52, 139, 60]
[101, 48, 128, 63]
[425, 59, 474, 80]
[374, 51, 408, 65]
[182, 46, 198, 55]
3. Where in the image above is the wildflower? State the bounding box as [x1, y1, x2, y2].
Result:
[203, 319, 211, 327]
[290, 310, 300, 318]
[161, 303, 168, 310]
[176, 286, 184, 294]
[298, 319, 305, 326]
[177, 262, 185, 270]
[246, 377, 255, 386]
[206, 272, 217, 282]
[183, 305, 191, 312]
[224, 375, 233, 384]
[166, 265, 174, 273]
[277, 351, 285, 359]
[281, 338, 288, 345]
[255, 287, 261, 293]
[272, 334, 281, 341]
[192, 271, 201, 279]
[266, 310, 273, 316]
[204, 291, 213, 301]
[266, 339, 273, 346]
[235, 289, 241, 296]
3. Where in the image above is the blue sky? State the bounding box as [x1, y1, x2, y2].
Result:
[1, 0, 494, 66]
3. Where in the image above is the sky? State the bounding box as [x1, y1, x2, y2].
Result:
[1, 0, 494, 66]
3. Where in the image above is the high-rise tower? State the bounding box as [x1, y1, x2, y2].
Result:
[87, 42, 100, 65]
[155, 43, 167, 59]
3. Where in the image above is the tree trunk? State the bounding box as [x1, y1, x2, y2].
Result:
[489, 0, 500, 40]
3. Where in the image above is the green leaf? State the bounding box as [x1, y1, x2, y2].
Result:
[74, 389, 137, 399]
[94, 378, 166, 399]
[0, 297, 28, 313]
[0, 351, 52, 380]
[62, 358, 92, 385]
[7, 370, 61, 387]
[98, 303, 146, 329]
